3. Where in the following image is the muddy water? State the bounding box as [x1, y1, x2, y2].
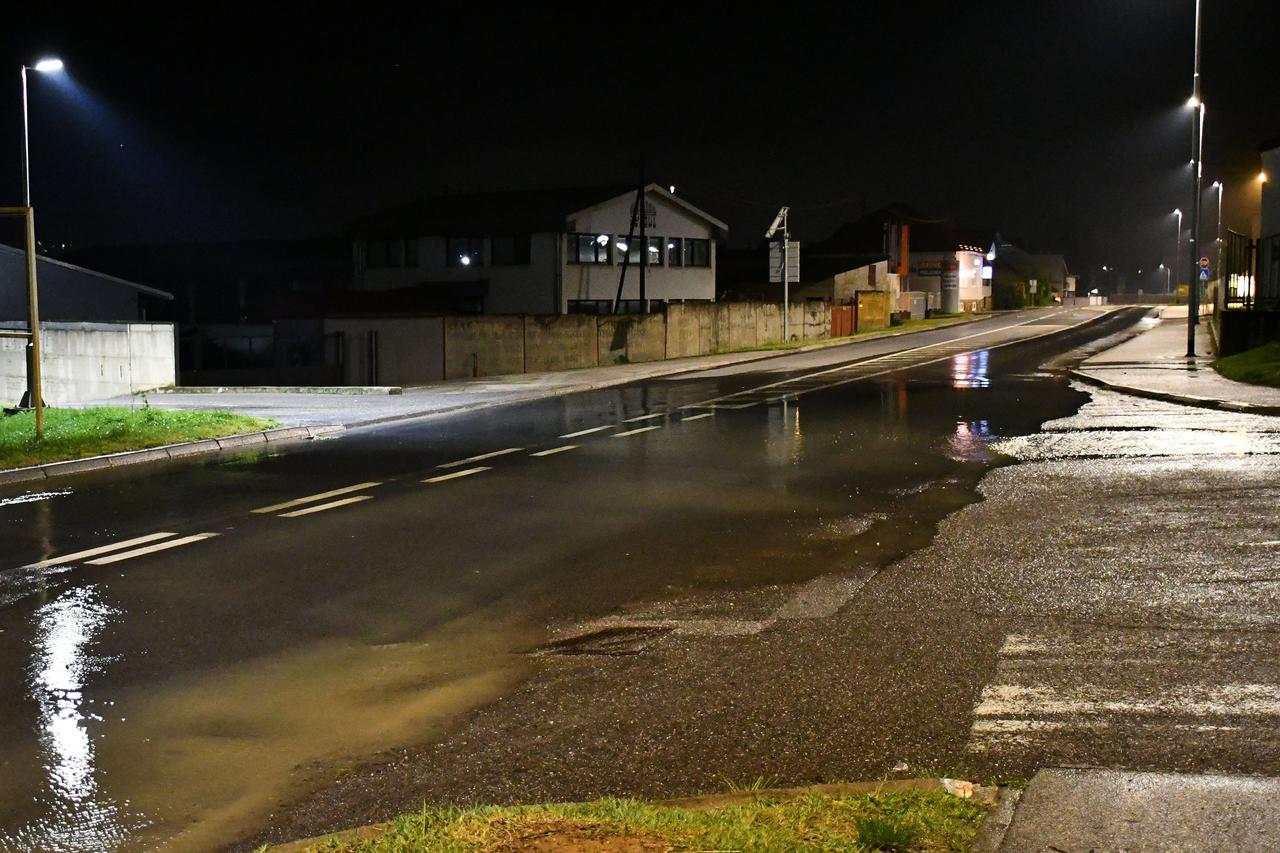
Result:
[0, 328, 1112, 852]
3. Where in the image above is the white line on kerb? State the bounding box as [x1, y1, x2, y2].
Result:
[559, 425, 611, 439]
[252, 481, 381, 514]
[28, 531, 179, 568]
[622, 412, 665, 423]
[424, 466, 492, 483]
[613, 425, 662, 438]
[680, 412, 714, 422]
[437, 448, 523, 468]
[279, 495, 374, 518]
[86, 533, 219, 566]
[530, 445, 578, 457]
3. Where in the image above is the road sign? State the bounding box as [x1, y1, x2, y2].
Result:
[1199, 256, 1210, 269]
[1028, 279, 1038, 293]
[1199, 267, 1210, 280]
[768, 240, 800, 283]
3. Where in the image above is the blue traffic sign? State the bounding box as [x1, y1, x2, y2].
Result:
[1199, 267, 1210, 280]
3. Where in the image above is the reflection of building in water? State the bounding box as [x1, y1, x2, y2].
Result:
[952, 350, 991, 388]
[948, 419, 994, 462]
[6, 585, 145, 851]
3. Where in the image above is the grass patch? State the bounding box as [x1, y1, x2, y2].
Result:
[0, 406, 277, 469]
[1213, 341, 1280, 388]
[280, 790, 988, 852]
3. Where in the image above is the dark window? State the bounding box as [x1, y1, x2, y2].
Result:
[614, 235, 642, 265]
[683, 238, 710, 268]
[666, 237, 683, 267]
[617, 299, 666, 313]
[404, 239, 420, 267]
[491, 234, 531, 266]
[569, 233, 611, 264]
[446, 237, 484, 268]
[366, 238, 403, 269]
[647, 237, 663, 267]
[567, 299, 612, 314]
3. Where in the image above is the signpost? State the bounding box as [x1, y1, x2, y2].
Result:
[1199, 256, 1210, 282]
[765, 207, 794, 340]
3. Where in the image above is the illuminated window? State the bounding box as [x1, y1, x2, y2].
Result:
[569, 233, 611, 264]
[446, 237, 484, 267]
[667, 238, 683, 267]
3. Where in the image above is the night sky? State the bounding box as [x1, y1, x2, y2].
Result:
[4, 2, 1278, 289]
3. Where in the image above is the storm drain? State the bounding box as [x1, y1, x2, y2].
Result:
[532, 625, 675, 656]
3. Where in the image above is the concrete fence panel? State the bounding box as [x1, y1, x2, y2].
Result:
[0, 321, 176, 405]
[665, 303, 703, 359]
[444, 316, 525, 379]
[756, 302, 784, 345]
[855, 291, 891, 333]
[597, 313, 667, 365]
[325, 317, 444, 386]
[524, 315, 597, 372]
[804, 301, 830, 339]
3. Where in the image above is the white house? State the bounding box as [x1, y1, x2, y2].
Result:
[350, 185, 727, 315]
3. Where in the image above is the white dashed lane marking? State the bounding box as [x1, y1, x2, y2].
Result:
[530, 445, 578, 457]
[278, 495, 374, 518]
[424, 466, 492, 483]
[622, 412, 665, 423]
[560, 426, 612, 439]
[612, 425, 662, 438]
[85, 533, 219, 566]
[680, 412, 714, 422]
[437, 448, 523, 468]
[28, 531, 179, 568]
[252, 482, 381, 514]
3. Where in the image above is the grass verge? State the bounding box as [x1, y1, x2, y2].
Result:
[1213, 341, 1280, 388]
[0, 406, 277, 469]
[276, 790, 987, 852]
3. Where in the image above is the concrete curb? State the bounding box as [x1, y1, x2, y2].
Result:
[970, 786, 1022, 853]
[1069, 368, 1280, 416]
[265, 777, 995, 853]
[0, 425, 345, 487]
[153, 385, 403, 396]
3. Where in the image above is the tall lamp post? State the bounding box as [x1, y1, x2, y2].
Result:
[1186, 0, 1204, 352]
[16, 57, 62, 437]
[1172, 208, 1183, 296]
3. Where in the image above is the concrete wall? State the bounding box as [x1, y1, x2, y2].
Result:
[324, 317, 444, 386]
[525, 315, 596, 372]
[598, 313, 666, 364]
[0, 321, 176, 405]
[444, 315, 525, 379]
[856, 291, 891, 332]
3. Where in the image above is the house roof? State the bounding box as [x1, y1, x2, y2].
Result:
[811, 206, 993, 255]
[351, 184, 728, 237]
[0, 243, 173, 300]
[1258, 135, 1280, 153]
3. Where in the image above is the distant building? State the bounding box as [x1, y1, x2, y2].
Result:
[1261, 136, 1280, 239]
[349, 185, 727, 315]
[0, 244, 172, 322]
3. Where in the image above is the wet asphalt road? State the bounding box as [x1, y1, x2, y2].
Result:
[0, 306, 1195, 851]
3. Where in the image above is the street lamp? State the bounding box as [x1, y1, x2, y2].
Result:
[1172, 208, 1183, 296]
[15, 56, 64, 436]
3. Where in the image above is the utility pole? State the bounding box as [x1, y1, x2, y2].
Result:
[1186, 0, 1203, 354]
[613, 183, 644, 313]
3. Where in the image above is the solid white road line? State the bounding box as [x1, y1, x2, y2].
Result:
[86, 533, 219, 566]
[680, 412, 714, 422]
[424, 466, 492, 483]
[622, 412, 665, 423]
[437, 448, 523, 468]
[279, 495, 374, 518]
[612, 425, 662, 438]
[530, 445, 578, 457]
[252, 481, 381, 514]
[559, 425, 612, 439]
[29, 531, 179, 568]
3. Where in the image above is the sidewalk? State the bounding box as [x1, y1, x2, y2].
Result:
[977, 768, 1280, 852]
[79, 319, 987, 429]
[1072, 305, 1280, 414]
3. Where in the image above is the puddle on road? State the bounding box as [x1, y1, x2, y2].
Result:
[0, 601, 535, 853]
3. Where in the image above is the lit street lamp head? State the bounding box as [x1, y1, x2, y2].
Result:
[32, 58, 64, 73]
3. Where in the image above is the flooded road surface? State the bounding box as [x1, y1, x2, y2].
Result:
[0, 307, 1142, 851]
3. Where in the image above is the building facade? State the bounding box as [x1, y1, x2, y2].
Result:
[351, 185, 726, 315]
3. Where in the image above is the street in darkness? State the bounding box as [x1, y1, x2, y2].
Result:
[2, 306, 1275, 851]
